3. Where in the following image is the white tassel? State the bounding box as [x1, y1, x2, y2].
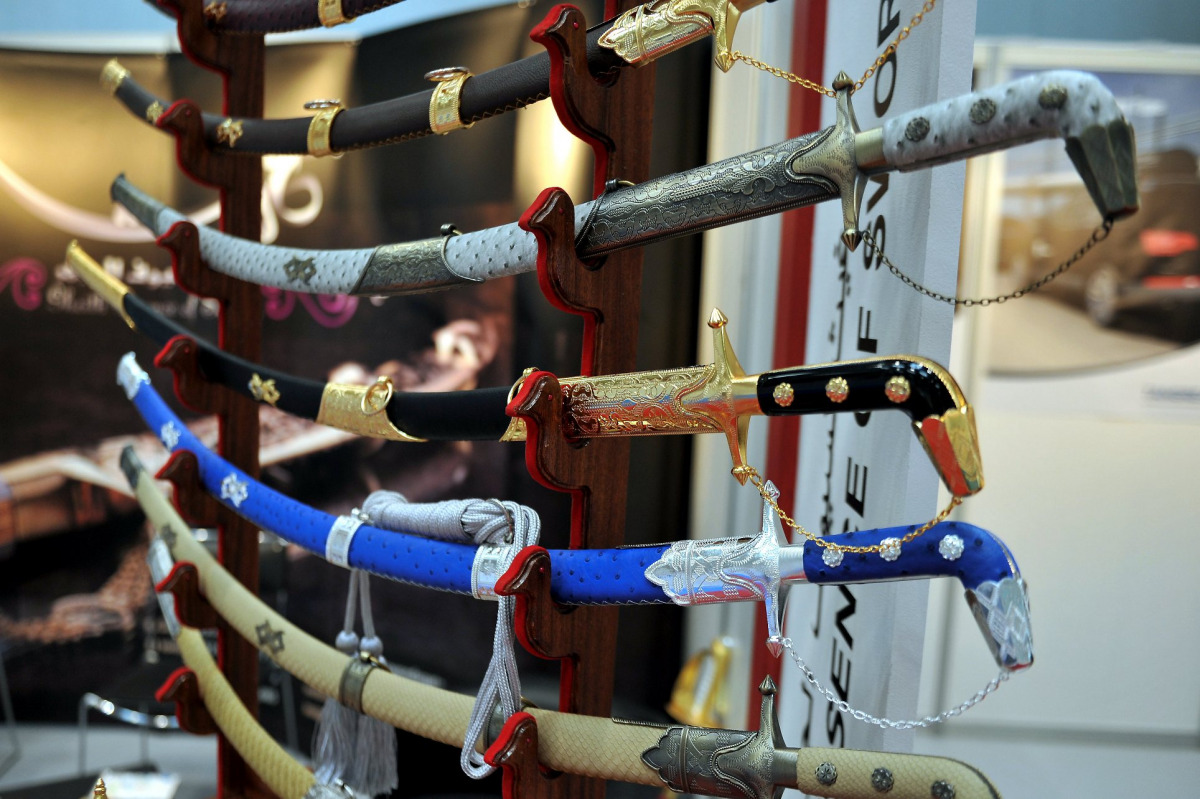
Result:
[342, 571, 399, 797]
[312, 573, 361, 785]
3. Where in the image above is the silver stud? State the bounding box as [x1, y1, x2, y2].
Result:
[931, 780, 956, 799]
[939, 534, 965, 561]
[815, 762, 838, 786]
[905, 117, 930, 142]
[969, 98, 996, 124]
[822, 547, 844, 568]
[1038, 84, 1068, 110]
[872, 767, 894, 792]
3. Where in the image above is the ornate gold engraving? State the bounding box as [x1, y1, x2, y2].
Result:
[305, 99, 344, 157]
[772, 382, 794, 407]
[599, 0, 764, 72]
[913, 404, 984, 498]
[884, 375, 910, 404]
[318, 0, 348, 27]
[100, 59, 130, 95]
[825, 377, 849, 403]
[248, 373, 280, 406]
[316, 382, 426, 443]
[216, 118, 244, 147]
[426, 67, 474, 135]
[145, 101, 165, 124]
[561, 308, 760, 483]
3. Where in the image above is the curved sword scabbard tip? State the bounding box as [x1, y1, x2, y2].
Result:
[913, 404, 984, 498]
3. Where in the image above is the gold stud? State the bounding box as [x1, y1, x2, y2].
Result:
[145, 101, 164, 124]
[772, 382, 794, 407]
[216, 118, 243, 147]
[248, 374, 280, 406]
[884, 375, 911, 404]
[203, 1, 228, 22]
[825, 377, 849, 403]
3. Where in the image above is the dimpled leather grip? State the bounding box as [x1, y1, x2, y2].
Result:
[803, 521, 1019, 592]
[175, 627, 316, 799]
[795, 747, 1001, 799]
[216, 0, 404, 34]
[129, 364, 672, 604]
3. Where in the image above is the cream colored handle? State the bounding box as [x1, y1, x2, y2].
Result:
[175, 627, 316, 799]
[797, 747, 1000, 799]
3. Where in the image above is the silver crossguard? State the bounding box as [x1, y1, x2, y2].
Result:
[112, 70, 1137, 297]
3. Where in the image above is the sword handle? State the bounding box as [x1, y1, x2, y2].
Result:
[875, 69, 1138, 220]
[793, 747, 1001, 799]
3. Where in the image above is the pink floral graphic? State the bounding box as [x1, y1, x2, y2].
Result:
[0, 258, 47, 310]
[261, 287, 358, 328]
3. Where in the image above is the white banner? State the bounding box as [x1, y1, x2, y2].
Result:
[778, 0, 977, 760]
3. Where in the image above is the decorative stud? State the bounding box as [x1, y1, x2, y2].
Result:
[1038, 85, 1068, 110]
[872, 767, 894, 792]
[904, 117, 930, 142]
[815, 761, 838, 786]
[100, 60, 129, 95]
[969, 98, 996, 124]
[203, 1, 228, 22]
[283, 256, 317, 284]
[931, 780, 956, 799]
[160, 421, 181, 450]
[822, 547, 843, 568]
[94, 777, 107, 799]
[249, 373, 280, 406]
[220, 473, 249, 508]
[216, 118, 244, 147]
[938, 534, 964, 561]
[879, 538, 902, 562]
[145, 101, 164, 124]
[884, 375, 911, 404]
[255, 620, 285, 654]
[825, 377, 849, 403]
[773, 382, 795, 407]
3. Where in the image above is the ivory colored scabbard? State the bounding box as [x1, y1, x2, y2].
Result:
[175, 627, 315, 799]
[795, 747, 1001, 799]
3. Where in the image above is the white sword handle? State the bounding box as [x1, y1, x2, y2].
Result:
[880, 69, 1138, 220]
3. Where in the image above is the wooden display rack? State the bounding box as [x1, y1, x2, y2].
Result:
[139, 2, 656, 798]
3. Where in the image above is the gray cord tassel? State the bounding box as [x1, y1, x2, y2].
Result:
[312, 572, 360, 786]
[343, 571, 398, 796]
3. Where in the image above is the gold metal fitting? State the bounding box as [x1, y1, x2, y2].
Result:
[203, 1, 228, 22]
[65, 241, 134, 329]
[772, 382, 794, 407]
[318, 0, 349, 27]
[248, 373, 280, 406]
[884, 375, 911, 404]
[599, 0, 763, 72]
[913, 405, 985, 498]
[499, 367, 536, 442]
[145, 101, 165, 124]
[100, 59, 130, 95]
[304, 99, 345, 157]
[666, 637, 733, 727]
[316, 380, 426, 443]
[426, 67, 474, 135]
[216, 118, 244, 147]
[825, 377, 849, 403]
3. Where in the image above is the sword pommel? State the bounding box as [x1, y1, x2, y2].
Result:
[598, 0, 766, 73]
[913, 404, 985, 498]
[876, 70, 1139, 221]
[65, 241, 134, 329]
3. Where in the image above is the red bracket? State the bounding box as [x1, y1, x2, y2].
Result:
[531, 4, 655, 195]
[158, 560, 219, 630]
[486, 712, 592, 799]
[157, 667, 218, 736]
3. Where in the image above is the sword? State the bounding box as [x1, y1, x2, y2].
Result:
[78, 245, 981, 495]
[120, 360, 1030, 671]
[104, 1, 770, 152]
[112, 68, 1137, 294]
[130, 447, 1006, 799]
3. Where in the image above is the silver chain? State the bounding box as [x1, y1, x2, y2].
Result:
[862, 217, 1115, 307]
[781, 637, 1009, 730]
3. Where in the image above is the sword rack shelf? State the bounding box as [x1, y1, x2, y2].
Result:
[137, 2, 655, 799]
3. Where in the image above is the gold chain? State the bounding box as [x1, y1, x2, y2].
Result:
[730, 0, 938, 97]
[732, 465, 962, 554]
